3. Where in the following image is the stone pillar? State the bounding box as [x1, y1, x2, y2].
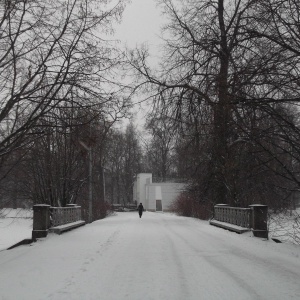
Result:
[249, 204, 268, 239]
[32, 204, 51, 240]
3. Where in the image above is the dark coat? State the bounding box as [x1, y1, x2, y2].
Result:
[138, 204, 144, 213]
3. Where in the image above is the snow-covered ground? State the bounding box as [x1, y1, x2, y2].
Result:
[0, 208, 32, 251]
[269, 209, 300, 244]
[0, 211, 300, 300]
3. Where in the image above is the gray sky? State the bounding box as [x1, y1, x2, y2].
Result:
[114, 0, 166, 130]
[115, 0, 164, 60]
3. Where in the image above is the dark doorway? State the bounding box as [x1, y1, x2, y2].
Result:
[156, 200, 162, 211]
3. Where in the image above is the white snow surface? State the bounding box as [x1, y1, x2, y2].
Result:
[0, 208, 32, 250]
[0, 211, 300, 300]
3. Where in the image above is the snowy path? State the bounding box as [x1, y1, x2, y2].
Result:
[0, 212, 300, 300]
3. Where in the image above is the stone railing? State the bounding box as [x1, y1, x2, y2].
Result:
[32, 204, 85, 240]
[50, 205, 82, 227]
[214, 205, 251, 228]
[210, 204, 268, 238]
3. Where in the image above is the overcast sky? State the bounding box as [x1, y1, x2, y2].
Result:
[115, 0, 165, 61]
[114, 0, 166, 129]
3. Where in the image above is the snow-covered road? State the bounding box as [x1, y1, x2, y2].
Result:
[0, 212, 300, 300]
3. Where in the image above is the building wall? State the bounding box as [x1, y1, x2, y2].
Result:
[133, 181, 137, 204]
[133, 173, 186, 211]
[134, 173, 152, 208]
[146, 183, 186, 212]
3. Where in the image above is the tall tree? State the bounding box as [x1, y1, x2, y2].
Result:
[144, 114, 176, 181]
[0, 0, 127, 160]
[104, 123, 143, 204]
[129, 0, 300, 208]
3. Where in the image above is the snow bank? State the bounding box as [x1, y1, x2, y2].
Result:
[269, 209, 300, 244]
[0, 208, 32, 251]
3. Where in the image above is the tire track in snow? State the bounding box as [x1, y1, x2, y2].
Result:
[162, 217, 261, 299]
[158, 223, 191, 299]
[161, 215, 300, 299]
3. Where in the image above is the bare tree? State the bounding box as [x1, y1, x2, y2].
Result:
[144, 113, 177, 181]
[0, 0, 127, 160]
[0, 0, 132, 209]
[105, 123, 143, 205]
[128, 0, 300, 209]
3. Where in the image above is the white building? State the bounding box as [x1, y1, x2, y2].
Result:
[133, 173, 186, 212]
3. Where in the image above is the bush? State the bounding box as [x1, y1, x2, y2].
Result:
[93, 201, 114, 220]
[170, 192, 211, 220]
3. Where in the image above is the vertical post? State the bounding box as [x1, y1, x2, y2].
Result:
[103, 165, 105, 203]
[249, 204, 268, 239]
[32, 204, 51, 240]
[89, 148, 93, 223]
[78, 139, 93, 223]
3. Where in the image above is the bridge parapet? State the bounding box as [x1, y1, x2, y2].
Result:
[214, 205, 251, 228]
[210, 204, 268, 239]
[50, 205, 82, 227]
[32, 204, 85, 239]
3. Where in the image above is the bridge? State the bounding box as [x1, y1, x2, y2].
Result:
[0, 212, 299, 299]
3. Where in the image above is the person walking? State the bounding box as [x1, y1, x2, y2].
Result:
[138, 203, 144, 218]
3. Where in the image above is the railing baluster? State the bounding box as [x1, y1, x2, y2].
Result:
[50, 206, 82, 227]
[213, 205, 251, 228]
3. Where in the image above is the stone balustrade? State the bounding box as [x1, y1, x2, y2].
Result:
[32, 204, 85, 239]
[50, 206, 82, 227]
[210, 204, 268, 238]
[214, 205, 251, 228]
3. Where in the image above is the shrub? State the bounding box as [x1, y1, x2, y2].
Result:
[170, 192, 211, 220]
[93, 201, 113, 220]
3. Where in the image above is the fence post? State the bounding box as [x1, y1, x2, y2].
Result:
[32, 204, 51, 240]
[249, 204, 268, 239]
